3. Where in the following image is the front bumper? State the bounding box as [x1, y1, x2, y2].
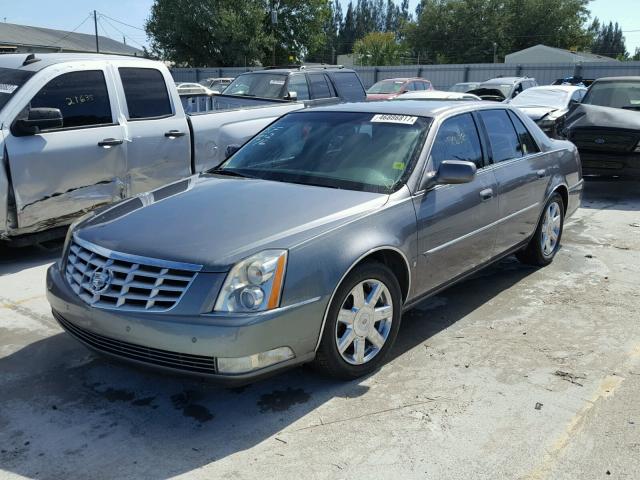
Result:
[580, 151, 640, 178]
[47, 263, 324, 384]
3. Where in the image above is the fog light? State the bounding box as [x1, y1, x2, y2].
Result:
[217, 347, 295, 374]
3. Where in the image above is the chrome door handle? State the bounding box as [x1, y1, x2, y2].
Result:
[479, 188, 494, 200]
[537, 169, 546, 178]
[165, 130, 186, 138]
[98, 138, 123, 147]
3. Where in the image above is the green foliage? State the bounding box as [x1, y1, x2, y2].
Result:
[591, 21, 627, 59]
[146, 0, 329, 67]
[408, 0, 593, 64]
[353, 31, 408, 65]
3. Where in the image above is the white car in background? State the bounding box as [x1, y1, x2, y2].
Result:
[176, 82, 215, 96]
[392, 90, 481, 101]
[508, 85, 587, 137]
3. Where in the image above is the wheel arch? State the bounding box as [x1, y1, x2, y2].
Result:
[314, 246, 411, 351]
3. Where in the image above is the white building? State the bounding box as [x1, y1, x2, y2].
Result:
[505, 44, 617, 64]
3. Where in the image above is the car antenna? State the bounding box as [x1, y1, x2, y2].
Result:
[23, 53, 41, 66]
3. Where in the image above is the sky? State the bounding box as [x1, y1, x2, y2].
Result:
[1, 0, 639, 56]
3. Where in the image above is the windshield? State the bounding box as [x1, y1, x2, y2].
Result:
[223, 73, 287, 99]
[479, 84, 512, 97]
[583, 81, 640, 110]
[367, 81, 404, 94]
[0, 67, 35, 111]
[214, 111, 431, 193]
[511, 88, 569, 109]
[450, 83, 476, 93]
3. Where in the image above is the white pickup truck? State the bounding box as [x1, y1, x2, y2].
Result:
[0, 54, 324, 244]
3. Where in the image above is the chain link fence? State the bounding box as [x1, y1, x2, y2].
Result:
[171, 61, 640, 90]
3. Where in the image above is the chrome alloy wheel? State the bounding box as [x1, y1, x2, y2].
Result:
[541, 201, 562, 256]
[335, 278, 394, 365]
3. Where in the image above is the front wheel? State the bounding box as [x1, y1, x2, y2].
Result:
[517, 192, 565, 266]
[312, 261, 402, 379]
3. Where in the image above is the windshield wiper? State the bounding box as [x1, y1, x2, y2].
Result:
[208, 168, 254, 178]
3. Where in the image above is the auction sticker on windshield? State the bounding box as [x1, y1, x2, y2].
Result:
[0, 84, 18, 94]
[371, 114, 418, 125]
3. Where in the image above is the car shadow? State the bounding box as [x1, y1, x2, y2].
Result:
[0, 240, 62, 277]
[0, 254, 537, 479]
[580, 178, 640, 212]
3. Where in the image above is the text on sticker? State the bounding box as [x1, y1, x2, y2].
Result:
[269, 79, 285, 85]
[0, 84, 19, 94]
[371, 114, 418, 125]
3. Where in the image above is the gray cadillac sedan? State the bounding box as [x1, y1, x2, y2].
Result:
[47, 101, 583, 383]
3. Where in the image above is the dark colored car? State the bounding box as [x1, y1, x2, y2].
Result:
[222, 66, 366, 103]
[47, 101, 582, 384]
[563, 76, 640, 178]
[366, 78, 433, 101]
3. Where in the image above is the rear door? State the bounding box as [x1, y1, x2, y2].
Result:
[4, 67, 126, 230]
[413, 113, 499, 294]
[116, 66, 191, 195]
[477, 109, 548, 253]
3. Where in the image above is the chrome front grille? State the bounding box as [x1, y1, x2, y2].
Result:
[65, 238, 200, 312]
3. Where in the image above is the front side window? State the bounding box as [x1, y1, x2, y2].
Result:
[479, 109, 522, 163]
[119, 68, 172, 119]
[430, 113, 483, 169]
[582, 80, 640, 110]
[287, 74, 310, 100]
[224, 73, 287, 99]
[29, 70, 112, 130]
[508, 111, 540, 155]
[216, 111, 432, 193]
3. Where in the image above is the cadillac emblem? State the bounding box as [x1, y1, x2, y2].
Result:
[90, 267, 112, 294]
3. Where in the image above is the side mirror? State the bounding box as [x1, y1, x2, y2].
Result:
[432, 160, 477, 186]
[13, 107, 63, 136]
[285, 91, 298, 101]
[225, 144, 241, 158]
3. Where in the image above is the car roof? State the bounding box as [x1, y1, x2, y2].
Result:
[376, 77, 424, 83]
[482, 77, 529, 85]
[593, 76, 640, 82]
[523, 85, 585, 92]
[240, 68, 355, 75]
[303, 100, 505, 117]
[397, 90, 481, 100]
[0, 52, 157, 72]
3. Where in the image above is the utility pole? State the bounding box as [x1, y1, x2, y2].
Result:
[270, 4, 277, 66]
[94, 10, 100, 53]
[492, 42, 498, 63]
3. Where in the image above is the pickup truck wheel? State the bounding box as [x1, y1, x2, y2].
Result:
[517, 192, 564, 267]
[313, 261, 402, 380]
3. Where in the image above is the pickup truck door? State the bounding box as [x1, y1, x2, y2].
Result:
[3, 67, 127, 231]
[413, 113, 499, 295]
[116, 66, 191, 195]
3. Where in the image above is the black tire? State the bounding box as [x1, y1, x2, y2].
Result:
[312, 261, 402, 380]
[516, 192, 565, 267]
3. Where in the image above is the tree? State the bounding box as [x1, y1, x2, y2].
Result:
[146, 0, 268, 66]
[306, 0, 343, 63]
[353, 31, 407, 65]
[591, 21, 627, 59]
[338, 2, 357, 54]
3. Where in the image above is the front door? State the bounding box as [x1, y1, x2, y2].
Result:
[413, 113, 500, 295]
[4, 68, 126, 231]
[116, 66, 191, 195]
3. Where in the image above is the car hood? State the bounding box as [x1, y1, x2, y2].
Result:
[76, 174, 388, 272]
[467, 88, 506, 102]
[564, 103, 640, 132]
[515, 106, 560, 121]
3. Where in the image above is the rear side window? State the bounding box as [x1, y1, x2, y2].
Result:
[119, 68, 172, 119]
[330, 72, 365, 101]
[287, 74, 310, 100]
[308, 73, 333, 99]
[430, 113, 484, 169]
[508, 111, 540, 155]
[29, 70, 112, 130]
[478, 109, 522, 163]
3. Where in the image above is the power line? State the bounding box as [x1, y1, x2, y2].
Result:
[47, 13, 92, 48]
[98, 12, 146, 32]
[99, 14, 147, 49]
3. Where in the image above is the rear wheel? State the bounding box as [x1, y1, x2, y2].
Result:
[313, 261, 402, 379]
[517, 192, 564, 266]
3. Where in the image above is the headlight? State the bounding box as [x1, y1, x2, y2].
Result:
[214, 250, 287, 312]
